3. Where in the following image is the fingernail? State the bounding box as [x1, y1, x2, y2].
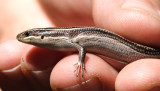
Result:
[56, 77, 102, 91]
[21, 67, 53, 90]
[122, 0, 160, 18]
[30, 67, 52, 86]
[1, 65, 23, 80]
[2, 64, 21, 73]
[0, 65, 32, 90]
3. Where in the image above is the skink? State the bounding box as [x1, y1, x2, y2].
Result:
[16, 26, 160, 77]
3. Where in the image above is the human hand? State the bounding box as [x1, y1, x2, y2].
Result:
[0, 0, 160, 91]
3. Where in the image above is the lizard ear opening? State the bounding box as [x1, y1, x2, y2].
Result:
[41, 36, 44, 39]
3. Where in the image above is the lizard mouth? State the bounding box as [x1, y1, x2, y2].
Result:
[16, 30, 32, 43]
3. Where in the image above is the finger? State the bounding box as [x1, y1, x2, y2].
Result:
[38, 0, 94, 26]
[116, 59, 160, 91]
[50, 53, 118, 91]
[93, 0, 160, 47]
[0, 40, 27, 70]
[21, 47, 66, 90]
[0, 40, 32, 90]
[0, 0, 52, 42]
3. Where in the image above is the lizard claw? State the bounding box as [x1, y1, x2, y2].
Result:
[74, 62, 85, 77]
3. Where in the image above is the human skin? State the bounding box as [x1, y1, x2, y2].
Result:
[0, 0, 160, 91]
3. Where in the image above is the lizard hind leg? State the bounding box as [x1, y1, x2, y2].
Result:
[72, 42, 86, 77]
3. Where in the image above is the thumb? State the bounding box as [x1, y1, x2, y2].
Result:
[93, 0, 160, 47]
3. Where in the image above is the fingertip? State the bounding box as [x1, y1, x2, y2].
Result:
[0, 40, 28, 70]
[50, 53, 118, 90]
[93, 0, 160, 47]
[116, 59, 160, 91]
[19, 47, 67, 90]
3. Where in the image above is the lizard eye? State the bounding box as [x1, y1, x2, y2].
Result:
[24, 32, 30, 37]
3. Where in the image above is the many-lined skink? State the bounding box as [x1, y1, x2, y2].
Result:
[16, 26, 160, 77]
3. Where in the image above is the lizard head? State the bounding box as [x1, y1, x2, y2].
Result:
[16, 28, 72, 49]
